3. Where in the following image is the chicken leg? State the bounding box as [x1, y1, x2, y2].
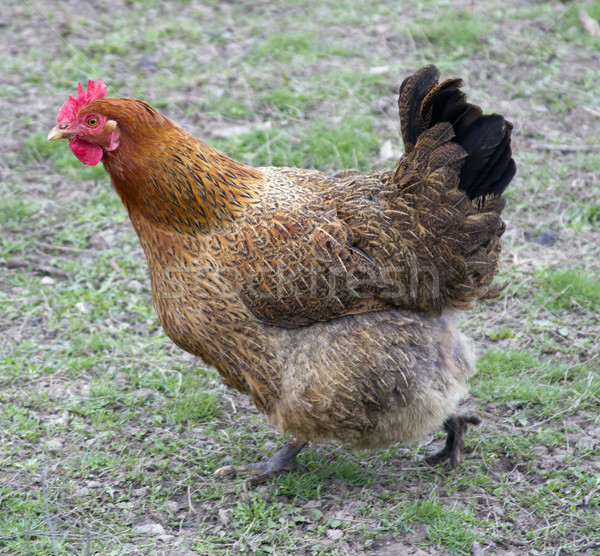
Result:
[424, 414, 481, 468]
[214, 438, 307, 488]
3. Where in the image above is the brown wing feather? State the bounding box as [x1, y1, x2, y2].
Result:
[214, 201, 389, 328]
[202, 66, 515, 327]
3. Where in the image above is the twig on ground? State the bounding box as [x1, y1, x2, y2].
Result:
[582, 486, 599, 508]
[36, 241, 93, 254]
[109, 258, 125, 274]
[583, 107, 600, 118]
[187, 485, 197, 514]
[5, 258, 71, 279]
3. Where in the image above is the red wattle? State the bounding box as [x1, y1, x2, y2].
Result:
[70, 137, 104, 166]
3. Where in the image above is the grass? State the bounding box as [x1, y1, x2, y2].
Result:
[475, 350, 599, 419]
[1, 0, 600, 554]
[537, 269, 600, 312]
[23, 133, 108, 181]
[411, 10, 493, 54]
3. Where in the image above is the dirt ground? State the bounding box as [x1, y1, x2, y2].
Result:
[1, 0, 599, 554]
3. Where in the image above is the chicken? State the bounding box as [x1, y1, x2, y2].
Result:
[48, 66, 516, 486]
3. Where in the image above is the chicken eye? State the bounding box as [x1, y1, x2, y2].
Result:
[87, 117, 99, 127]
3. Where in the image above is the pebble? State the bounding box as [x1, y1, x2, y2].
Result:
[41, 276, 55, 285]
[536, 230, 558, 246]
[166, 500, 179, 513]
[73, 486, 89, 497]
[326, 529, 343, 541]
[210, 122, 271, 139]
[218, 508, 231, 525]
[369, 65, 390, 74]
[133, 487, 148, 498]
[576, 436, 594, 448]
[46, 438, 63, 451]
[133, 523, 166, 536]
[140, 55, 158, 72]
[210, 125, 254, 139]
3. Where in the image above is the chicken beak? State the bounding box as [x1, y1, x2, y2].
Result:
[47, 126, 70, 141]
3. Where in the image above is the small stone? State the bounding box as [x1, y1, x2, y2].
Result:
[75, 302, 87, 313]
[580, 9, 600, 36]
[536, 230, 558, 246]
[87, 481, 102, 488]
[369, 65, 390, 74]
[326, 529, 343, 541]
[73, 486, 89, 497]
[210, 122, 271, 139]
[530, 446, 549, 457]
[41, 276, 55, 285]
[133, 523, 165, 536]
[133, 487, 148, 498]
[46, 438, 63, 451]
[140, 55, 158, 72]
[166, 500, 179, 513]
[218, 508, 230, 525]
[472, 540, 484, 556]
[53, 411, 69, 426]
[157, 534, 174, 543]
[210, 125, 253, 139]
[532, 105, 548, 113]
[576, 436, 594, 448]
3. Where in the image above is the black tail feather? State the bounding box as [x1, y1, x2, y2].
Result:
[398, 65, 516, 201]
[398, 65, 441, 147]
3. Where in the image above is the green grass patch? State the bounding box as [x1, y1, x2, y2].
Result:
[537, 269, 600, 312]
[0, 197, 44, 229]
[247, 30, 355, 66]
[213, 113, 380, 170]
[475, 350, 598, 418]
[23, 132, 107, 181]
[411, 11, 493, 54]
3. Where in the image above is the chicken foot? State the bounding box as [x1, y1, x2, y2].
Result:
[424, 414, 481, 468]
[214, 438, 307, 488]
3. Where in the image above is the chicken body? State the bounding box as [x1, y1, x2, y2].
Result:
[131, 166, 475, 450]
[49, 66, 515, 476]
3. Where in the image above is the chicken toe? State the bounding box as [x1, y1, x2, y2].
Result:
[214, 438, 307, 488]
[424, 414, 481, 468]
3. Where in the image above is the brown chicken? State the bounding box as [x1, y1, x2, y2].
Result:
[48, 66, 516, 486]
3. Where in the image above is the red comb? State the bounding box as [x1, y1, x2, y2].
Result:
[57, 78, 108, 123]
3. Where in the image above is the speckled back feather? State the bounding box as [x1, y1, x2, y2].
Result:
[210, 67, 517, 324]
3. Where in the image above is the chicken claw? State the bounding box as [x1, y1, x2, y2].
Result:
[214, 438, 307, 489]
[424, 414, 481, 468]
